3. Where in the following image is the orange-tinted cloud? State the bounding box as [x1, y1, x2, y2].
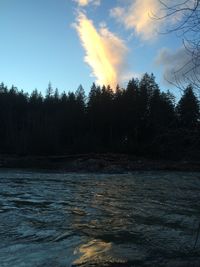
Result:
[75, 13, 128, 89]
[110, 0, 195, 41]
[75, 0, 100, 7]
[110, 0, 163, 40]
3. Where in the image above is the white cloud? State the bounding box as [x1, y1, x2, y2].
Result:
[110, 0, 196, 41]
[110, 0, 164, 40]
[74, 0, 100, 7]
[75, 12, 129, 89]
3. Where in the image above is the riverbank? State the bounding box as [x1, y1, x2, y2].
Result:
[0, 154, 200, 172]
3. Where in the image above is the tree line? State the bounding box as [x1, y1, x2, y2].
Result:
[0, 73, 199, 159]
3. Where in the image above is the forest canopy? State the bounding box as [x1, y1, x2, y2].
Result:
[0, 73, 199, 160]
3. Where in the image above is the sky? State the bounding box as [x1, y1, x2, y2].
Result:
[0, 0, 189, 95]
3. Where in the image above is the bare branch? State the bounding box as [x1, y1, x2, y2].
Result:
[155, 0, 200, 89]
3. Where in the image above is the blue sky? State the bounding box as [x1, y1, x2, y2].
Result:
[0, 0, 184, 95]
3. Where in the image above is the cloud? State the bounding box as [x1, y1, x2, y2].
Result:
[74, 0, 100, 7]
[75, 12, 128, 89]
[156, 47, 200, 86]
[110, 0, 163, 40]
[110, 0, 194, 41]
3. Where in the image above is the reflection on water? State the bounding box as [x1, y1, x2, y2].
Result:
[0, 170, 200, 266]
[73, 239, 113, 265]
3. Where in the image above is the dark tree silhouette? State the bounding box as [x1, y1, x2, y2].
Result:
[0, 74, 199, 159]
[177, 85, 199, 129]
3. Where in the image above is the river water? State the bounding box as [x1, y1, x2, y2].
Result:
[0, 170, 200, 266]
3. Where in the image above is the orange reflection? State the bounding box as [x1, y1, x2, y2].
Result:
[73, 239, 127, 265]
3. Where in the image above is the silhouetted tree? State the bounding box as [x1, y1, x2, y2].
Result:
[0, 74, 199, 159]
[177, 85, 199, 129]
[46, 82, 54, 98]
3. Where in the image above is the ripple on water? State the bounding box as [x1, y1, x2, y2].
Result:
[0, 170, 200, 267]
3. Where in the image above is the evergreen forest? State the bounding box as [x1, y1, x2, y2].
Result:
[0, 73, 199, 160]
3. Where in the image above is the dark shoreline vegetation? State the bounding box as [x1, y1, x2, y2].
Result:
[1, 154, 200, 172]
[0, 73, 200, 170]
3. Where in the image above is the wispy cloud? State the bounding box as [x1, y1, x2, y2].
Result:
[75, 12, 128, 89]
[110, 0, 192, 41]
[74, 0, 100, 7]
[110, 0, 163, 40]
[156, 47, 199, 86]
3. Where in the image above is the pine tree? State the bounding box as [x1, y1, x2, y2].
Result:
[177, 85, 199, 129]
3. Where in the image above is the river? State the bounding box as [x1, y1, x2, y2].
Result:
[0, 170, 200, 266]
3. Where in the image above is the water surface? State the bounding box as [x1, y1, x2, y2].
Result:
[0, 170, 200, 266]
